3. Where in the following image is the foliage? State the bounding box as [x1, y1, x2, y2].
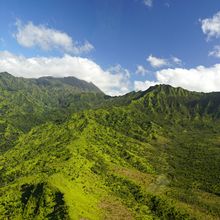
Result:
[0, 73, 220, 219]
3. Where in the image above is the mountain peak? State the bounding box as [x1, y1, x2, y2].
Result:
[0, 72, 14, 78]
[147, 84, 178, 92]
[146, 84, 192, 96]
[36, 75, 103, 94]
[0, 72, 103, 94]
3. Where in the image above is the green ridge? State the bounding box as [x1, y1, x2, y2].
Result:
[0, 73, 220, 219]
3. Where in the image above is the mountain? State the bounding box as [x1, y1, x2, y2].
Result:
[0, 74, 219, 219]
[0, 72, 102, 93]
[0, 72, 105, 152]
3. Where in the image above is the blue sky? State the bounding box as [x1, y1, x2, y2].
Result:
[0, 0, 220, 95]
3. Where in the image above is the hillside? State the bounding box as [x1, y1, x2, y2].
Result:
[0, 72, 105, 152]
[0, 75, 220, 219]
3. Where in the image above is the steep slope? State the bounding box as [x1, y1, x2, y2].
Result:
[0, 84, 220, 219]
[0, 112, 192, 219]
[0, 72, 105, 152]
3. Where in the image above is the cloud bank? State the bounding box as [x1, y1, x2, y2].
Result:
[0, 51, 130, 95]
[2, 50, 220, 95]
[14, 20, 94, 54]
[135, 64, 220, 92]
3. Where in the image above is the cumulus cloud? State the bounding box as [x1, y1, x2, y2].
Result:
[143, 0, 153, 7]
[134, 64, 220, 92]
[200, 11, 220, 39]
[134, 80, 158, 91]
[136, 65, 148, 76]
[209, 45, 220, 58]
[0, 51, 130, 95]
[147, 55, 169, 68]
[14, 20, 94, 54]
[106, 64, 131, 95]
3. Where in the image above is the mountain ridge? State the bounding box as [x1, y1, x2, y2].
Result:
[0, 72, 103, 94]
[0, 72, 219, 219]
[0, 72, 105, 152]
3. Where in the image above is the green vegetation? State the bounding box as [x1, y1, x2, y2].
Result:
[0, 72, 105, 152]
[0, 72, 219, 219]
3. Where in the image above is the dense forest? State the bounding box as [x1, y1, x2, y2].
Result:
[0, 72, 219, 219]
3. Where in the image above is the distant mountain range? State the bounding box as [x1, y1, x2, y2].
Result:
[0, 72, 219, 219]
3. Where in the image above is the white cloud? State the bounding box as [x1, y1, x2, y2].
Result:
[200, 11, 220, 39]
[134, 64, 220, 92]
[136, 65, 148, 76]
[14, 20, 94, 54]
[147, 55, 168, 68]
[134, 80, 158, 91]
[108, 64, 130, 78]
[147, 55, 182, 68]
[143, 0, 153, 7]
[209, 45, 220, 58]
[106, 64, 131, 95]
[0, 51, 130, 96]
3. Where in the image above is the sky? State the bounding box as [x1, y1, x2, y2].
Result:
[0, 0, 220, 95]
